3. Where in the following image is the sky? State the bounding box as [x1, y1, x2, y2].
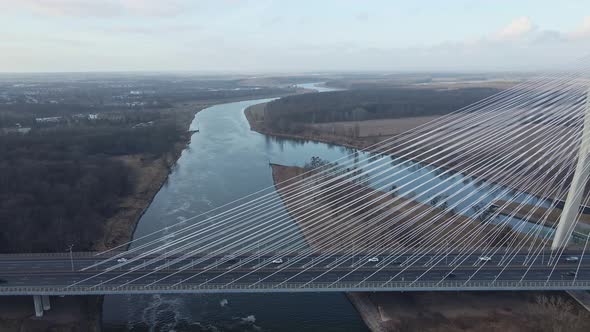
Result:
[1, 0, 590, 73]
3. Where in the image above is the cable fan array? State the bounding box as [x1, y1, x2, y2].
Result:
[70, 67, 590, 290]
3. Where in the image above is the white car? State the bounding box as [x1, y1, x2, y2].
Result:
[367, 257, 379, 263]
[271, 258, 284, 264]
[478, 256, 492, 262]
[565, 256, 579, 262]
[117, 258, 128, 263]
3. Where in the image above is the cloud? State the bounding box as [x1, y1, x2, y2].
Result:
[107, 24, 201, 35]
[356, 16, 590, 71]
[356, 12, 369, 22]
[532, 30, 565, 44]
[488, 16, 590, 44]
[261, 15, 283, 27]
[1, 0, 186, 18]
[2, 7, 590, 73]
[569, 16, 590, 39]
[494, 16, 536, 40]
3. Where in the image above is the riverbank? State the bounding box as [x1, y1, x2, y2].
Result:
[270, 163, 530, 252]
[95, 101, 206, 251]
[245, 101, 587, 228]
[0, 296, 103, 332]
[245, 101, 379, 151]
[347, 291, 590, 332]
[98, 89, 314, 251]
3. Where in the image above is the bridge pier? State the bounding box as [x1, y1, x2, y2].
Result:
[552, 89, 590, 250]
[32, 295, 51, 317]
[42, 295, 51, 311]
[33, 295, 43, 317]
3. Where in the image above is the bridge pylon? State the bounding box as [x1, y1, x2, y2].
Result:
[552, 89, 590, 250]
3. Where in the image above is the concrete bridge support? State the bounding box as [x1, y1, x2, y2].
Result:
[32, 295, 51, 317]
[33, 295, 43, 317]
[42, 295, 51, 311]
[552, 90, 590, 250]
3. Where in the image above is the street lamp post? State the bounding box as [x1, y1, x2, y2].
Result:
[67, 244, 74, 271]
[445, 241, 449, 266]
[352, 240, 355, 266]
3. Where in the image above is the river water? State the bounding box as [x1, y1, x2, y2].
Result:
[103, 84, 370, 331]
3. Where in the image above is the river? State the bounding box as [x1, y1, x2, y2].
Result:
[102, 84, 370, 331]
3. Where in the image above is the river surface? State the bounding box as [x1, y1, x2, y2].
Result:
[103, 84, 370, 332]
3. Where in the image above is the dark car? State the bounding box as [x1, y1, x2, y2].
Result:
[0, 279, 7, 284]
[564, 271, 577, 277]
[223, 255, 239, 265]
[445, 273, 457, 279]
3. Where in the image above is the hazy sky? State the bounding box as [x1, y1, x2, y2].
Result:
[2, 0, 590, 73]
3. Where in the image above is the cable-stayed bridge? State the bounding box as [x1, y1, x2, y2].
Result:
[4, 68, 590, 316]
[2, 249, 590, 296]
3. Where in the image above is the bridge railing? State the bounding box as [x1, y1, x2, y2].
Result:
[0, 247, 586, 260]
[2, 280, 590, 295]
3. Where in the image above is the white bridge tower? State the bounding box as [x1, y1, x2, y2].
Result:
[552, 89, 590, 250]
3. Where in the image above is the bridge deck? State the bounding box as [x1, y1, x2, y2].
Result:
[1, 250, 589, 295]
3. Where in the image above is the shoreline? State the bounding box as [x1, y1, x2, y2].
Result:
[244, 101, 586, 221]
[345, 293, 385, 332]
[95, 102, 206, 251]
[269, 163, 521, 252]
[98, 88, 314, 252]
[245, 101, 369, 151]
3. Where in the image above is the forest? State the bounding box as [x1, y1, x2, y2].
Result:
[263, 87, 501, 133]
[0, 117, 184, 253]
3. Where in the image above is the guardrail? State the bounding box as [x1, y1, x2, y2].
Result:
[2, 280, 590, 296]
[0, 248, 586, 260]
